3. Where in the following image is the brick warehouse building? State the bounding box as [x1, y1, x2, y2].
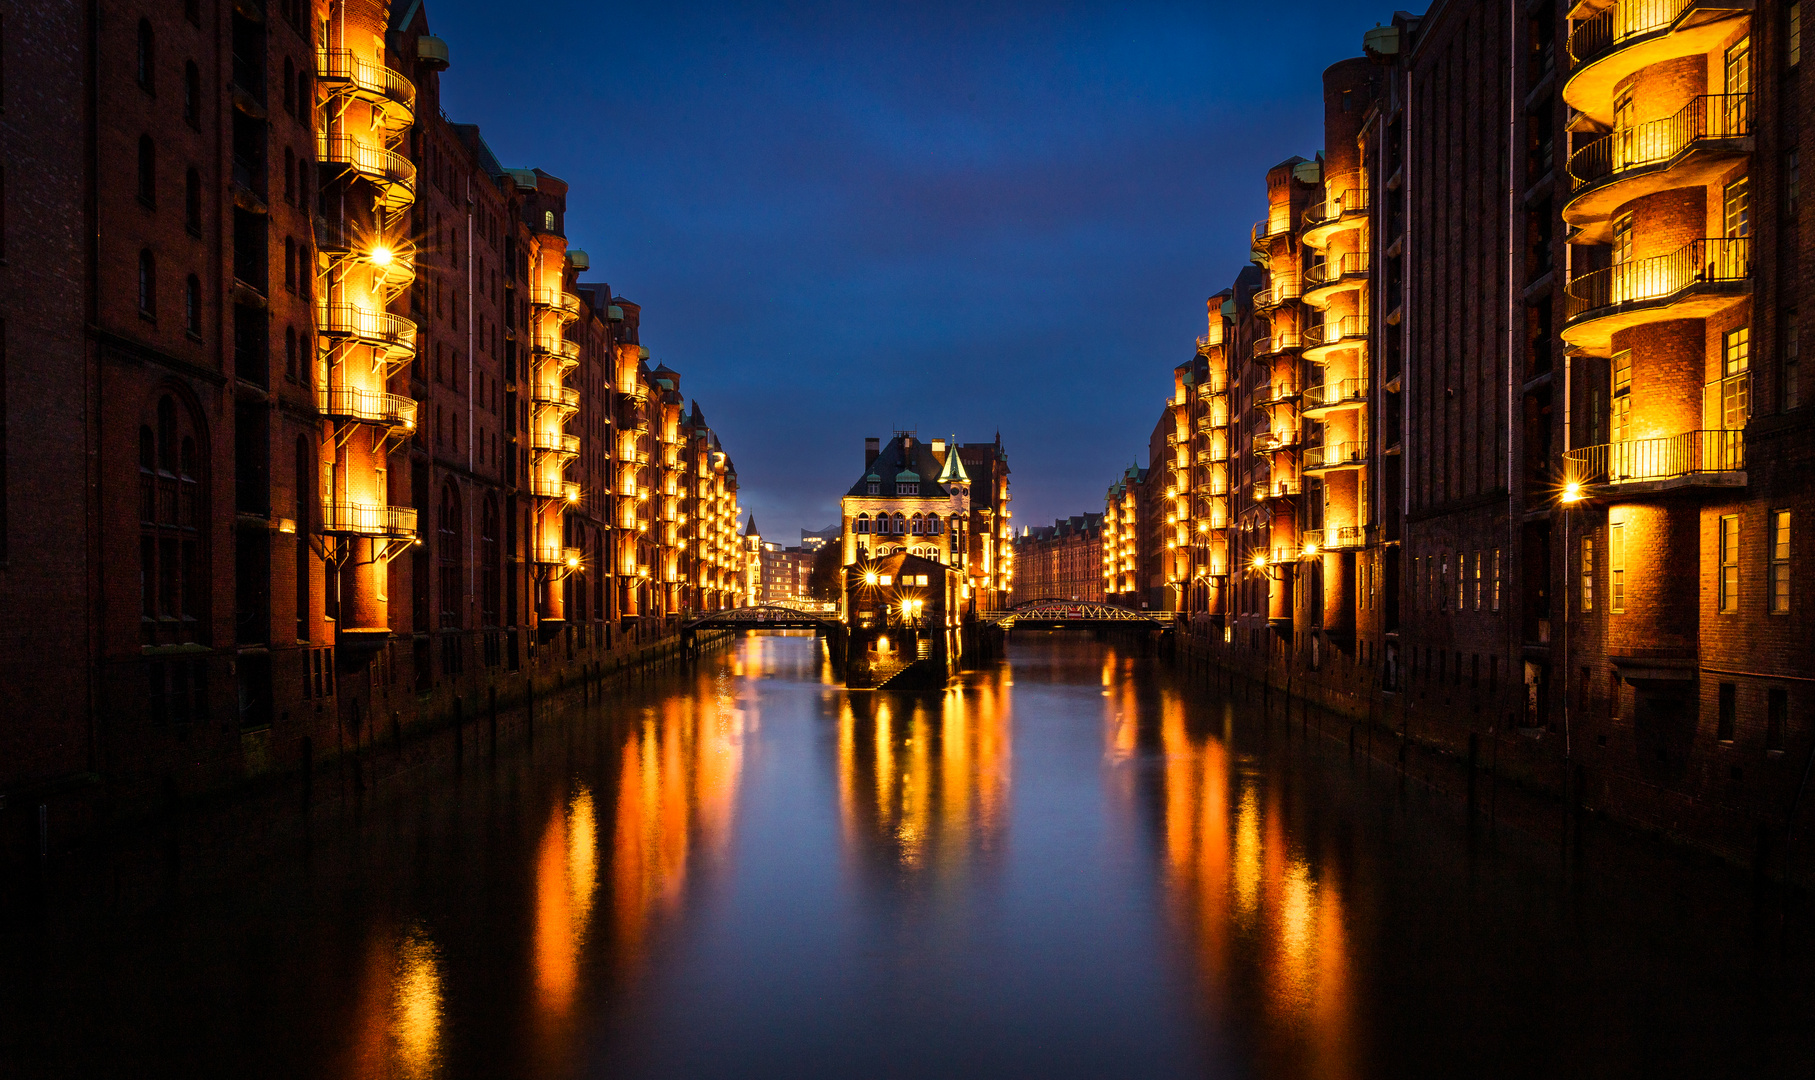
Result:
[1010, 514, 1104, 605]
[1110, 1, 1815, 880]
[0, 0, 745, 850]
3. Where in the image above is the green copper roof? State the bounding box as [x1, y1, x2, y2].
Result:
[937, 438, 970, 484]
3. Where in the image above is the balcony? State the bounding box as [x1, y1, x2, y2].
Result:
[1302, 173, 1370, 248]
[1254, 279, 1302, 312]
[318, 385, 417, 430]
[1303, 441, 1368, 472]
[1561, 237, 1750, 353]
[1197, 370, 1231, 397]
[321, 502, 417, 538]
[1303, 252, 1370, 308]
[1302, 378, 1370, 417]
[1304, 315, 1369, 361]
[1253, 382, 1300, 407]
[530, 382, 580, 412]
[1196, 442, 1230, 465]
[1253, 331, 1303, 359]
[317, 302, 416, 359]
[1565, 94, 1752, 234]
[533, 544, 584, 567]
[530, 288, 583, 323]
[1195, 408, 1230, 430]
[1252, 216, 1290, 246]
[316, 133, 415, 211]
[313, 217, 415, 291]
[1325, 524, 1371, 550]
[532, 335, 581, 370]
[1253, 477, 1302, 501]
[314, 49, 415, 129]
[529, 430, 581, 457]
[1564, 0, 1754, 126]
[1252, 429, 1300, 454]
[1562, 428, 1745, 493]
[525, 475, 582, 501]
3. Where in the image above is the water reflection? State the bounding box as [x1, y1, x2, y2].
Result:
[1146, 678, 1357, 1079]
[836, 674, 1011, 877]
[534, 785, 597, 1018]
[350, 925, 445, 1079]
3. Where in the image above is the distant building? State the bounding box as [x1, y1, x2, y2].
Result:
[1103, 465, 1148, 608]
[1012, 515, 1105, 605]
[840, 431, 975, 585]
[759, 543, 813, 604]
[799, 525, 840, 553]
[958, 436, 1014, 610]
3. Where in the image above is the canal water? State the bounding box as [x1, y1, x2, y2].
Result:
[4, 633, 1814, 1078]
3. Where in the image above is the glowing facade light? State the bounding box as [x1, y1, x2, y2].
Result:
[368, 244, 394, 266]
[1561, 481, 1583, 504]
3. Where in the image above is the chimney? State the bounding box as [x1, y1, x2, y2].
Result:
[865, 437, 880, 468]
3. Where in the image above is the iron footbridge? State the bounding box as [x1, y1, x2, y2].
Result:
[984, 599, 1172, 630]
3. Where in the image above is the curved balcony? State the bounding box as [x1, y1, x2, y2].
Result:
[1564, 0, 1754, 126]
[313, 218, 415, 292]
[532, 335, 581, 371]
[1252, 429, 1300, 454]
[1253, 381, 1300, 407]
[1195, 410, 1228, 431]
[1304, 315, 1369, 361]
[317, 385, 417, 430]
[1252, 331, 1303, 359]
[1303, 252, 1370, 308]
[1561, 237, 1750, 353]
[1303, 441, 1368, 472]
[1197, 371, 1231, 398]
[532, 544, 584, 567]
[531, 289, 583, 323]
[530, 382, 580, 413]
[1253, 477, 1302, 501]
[1562, 428, 1745, 494]
[1254, 279, 1302, 312]
[1565, 94, 1752, 234]
[317, 302, 416, 359]
[529, 430, 581, 457]
[316, 133, 415, 211]
[314, 49, 416, 129]
[1252, 217, 1289, 246]
[321, 502, 417, 538]
[1302, 174, 1371, 249]
[1302, 378, 1370, 418]
[525, 475, 582, 501]
[1196, 442, 1229, 465]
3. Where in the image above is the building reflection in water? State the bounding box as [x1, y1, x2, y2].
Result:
[1142, 672, 1357, 1079]
[836, 668, 1011, 878]
[349, 923, 445, 1080]
[535, 784, 598, 1018]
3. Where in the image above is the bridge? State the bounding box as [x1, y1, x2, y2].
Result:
[682, 604, 843, 632]
[984, 599, 1172, 630]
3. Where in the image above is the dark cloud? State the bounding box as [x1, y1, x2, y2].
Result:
[431, 0, 1374, 535]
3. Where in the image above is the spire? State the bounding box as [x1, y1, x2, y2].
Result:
[938, 436, 970, 484]
[744, 514, 758, 537]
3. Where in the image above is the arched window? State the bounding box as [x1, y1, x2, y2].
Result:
[910, 513, 923, 535]
[138, 249, 156, 315]
[481, 497, 501, 627]
[184, 61, 200, 127]
[140, 391, 208, 645]
[294, 437, 313, 642]
[137, 20, 155, 91]
[854, 513, 869, 534]
[892, 512, 906, 534]
[437, 482, 462, 629]
[185, 168, 202, 233]
[927, 516, 941, 534]
[138, 136, 155, 205]
[185, 275, 201, 335]
[544, 209, 555, 230]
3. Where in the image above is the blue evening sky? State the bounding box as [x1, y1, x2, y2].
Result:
[429, 0, 1384, 539]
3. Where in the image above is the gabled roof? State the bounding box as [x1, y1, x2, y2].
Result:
[845, 435, 956, 500]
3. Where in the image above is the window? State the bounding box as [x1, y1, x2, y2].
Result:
[866, 482, 879, 495]
[482, 498, 501, 627]
[1719, 514, 1740, 613]
[1768, 688, 1788, 752]
[1785, 309, 1801, 412]
[1611, 349, 1632, 443]
[892, 512, 906, 534]
[900, 482, 918, 495]
[185, 275, 201, 336]
[1609, 522, 1625, 613]
[1581, 536, 1594, 612]
[1726, 35, 1752, 95]
[1718, 682, 1737, 742]
[1492, 547, 1502, 611]
[1721, 327, 1751, 429]
[909, 514, 923, 535]
[544, 210, 555, 230]
[1788, 149, 1801, 216]
[138, 135, 156, 206]
[1770, 509, 1791, 614]
[184, 61, 200, 128]
[1794, 3, 1805, 68]
[138, 249, 156, 316]
[1724, 176, 1751, 238]
[1612, 212, 1634, 265]
[1472, 550, 1482, 610]
[139, 393, 207, 645]
[137, 19, 155, 92]
[1457, 552, 1466, 611]
[854, 514, 869, 534]
[437, 483, 462, 630]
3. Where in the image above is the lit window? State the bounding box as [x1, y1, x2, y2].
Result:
[1722, 328, 1751, 428]
[544, 210, 555, 230]
[1724, 176, 1751, 239]
[1770, 509, 1791, 614]
[1609, 522, 1625, 613]
[1580, 536, 1593, 612]
[1492, 548, 1502, 612]
[1611, 349, 1632, 443]
[1719, 514, 1740, 613]
[1472, 550, 1482, 610]
[1793, 3, 1804, 68]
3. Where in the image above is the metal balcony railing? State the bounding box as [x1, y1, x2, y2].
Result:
[1565, 237, 1750, 323]
[1253, 331, 1303, 359]
[1254, 279, 1302, 311]
[1568, 0, 1701, 65]
[1305, 252, 1371, 287]
[532, 335, 581, 368]
[1563, 429, 1745, 484]
[1252, 429, 1300, 453]
[532, 544, 584, 566]
[530, 288, 583, 321]
[317, 302, 416, 353]
[1304, 441, 1368, 469]
[320, 502, 417, 537]
[1305, 172, 1370, 227]
[1304, 378, 1370, 409]
[525, 475, 581, 501]
[1306, 315, 1369, 348]
[314, 48, 416, 122]
[1253, 478, 1302, 501]
[1254, 382, 1301, 407]
[529, 430, 580, 456]
[1327, 524, 1370, 549]
[529, 383, 580, 410]
[318, 385, 417, 429]
[316, 133, 415, 207]
[1570, 94, 1752, 192]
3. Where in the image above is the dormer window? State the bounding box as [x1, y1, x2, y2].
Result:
[900, 483, 918, 495]
[868, 482, 880, 494]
